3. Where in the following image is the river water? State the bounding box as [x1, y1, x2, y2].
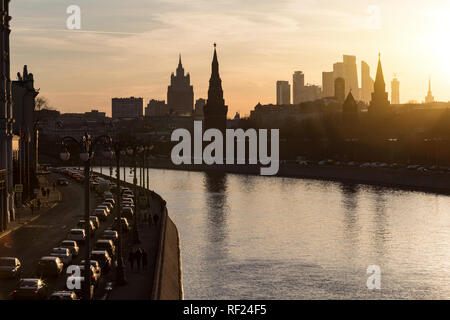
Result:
[94, 167, 450, 299]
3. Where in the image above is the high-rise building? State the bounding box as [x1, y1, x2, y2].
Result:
[361, 61, 374, 104]
[369, 54, 390, 113]
[111, 97, 143, 119]
[425, 77, 435, 104]
[292, 71, 305, 104]
[203, 44, 228, 134]
[322, 71, 334, 98]
[335, 77, 346, 102]
[194, 98, 206, 120]
[276, 81, 290, 105]
[343, 55, 359, 100]
[391, 77, 400, 105]
[333, 62, 345, 79]
[145, 99, 167, 117]
[167, 55, 194, 115]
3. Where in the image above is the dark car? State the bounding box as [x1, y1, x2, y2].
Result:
[93, 208, 108, 221]
[0, 257, 21, 279]
[69, 264, 99, 288]
[94, 239, 116, 258]
[80, 260, 102, 278]
[90, 250, 112, 273]
[121, 207, 134, 220]
[49, 290, 79, 300]
[112, 217, 130, 233]
[102, 230, 119, 244]
[65, 276, 94, 300]
[37, 256, 64, 278]
[12, 279, 48, 300]
[57, 178, 69, 186]
[77, 219, 96, 235]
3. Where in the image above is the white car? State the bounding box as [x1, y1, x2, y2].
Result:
[50, 248, 72, 265]
[67, 229, 86, 245]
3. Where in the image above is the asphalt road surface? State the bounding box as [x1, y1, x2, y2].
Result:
[0, 173, 126, 300]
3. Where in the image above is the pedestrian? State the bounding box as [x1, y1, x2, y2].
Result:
[128, 249, 135, 270]
[42, 189, 46, 198]
[37, 199, 41, 211]
[153, 213, 159, 226]
[30, 203, 34, 215]
[142, 249, 148, 271]
[46, 188, 50, 198]
[135, 248, 142, 271]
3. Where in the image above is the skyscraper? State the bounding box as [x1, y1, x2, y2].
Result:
[343, 55, 359, 100]
[276, 81, 290, 105]
[203, 44, 228, 134]
[425, 77, 435, 104]
[292, 71, 304, 105]
[335, 77, 346, 102]
[167, 55, 194, 115]
[361, 61, 374, 104]
[369, 54, 390, 113]
[391, 76, 400, 105]
[322, 71, 334, 98]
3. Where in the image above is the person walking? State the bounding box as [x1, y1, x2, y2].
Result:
[128, 249, 135, 270]
[142, 249, 148, 271]
[135, 248, 142, 271]
[153, 213, 159, 226]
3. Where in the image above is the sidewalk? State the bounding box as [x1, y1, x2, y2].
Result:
[0, 174, 62, 240]
[107, 198, 161, 300]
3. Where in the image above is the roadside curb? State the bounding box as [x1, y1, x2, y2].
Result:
[0, 213, 41, 241]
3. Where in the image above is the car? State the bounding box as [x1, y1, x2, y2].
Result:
[0, 257, 22, 279]
[122, 197, 134, 204]
[49, 290, 79, 300]
[60, 240, 80, 257]
[102, 230, 119, 244]
[67, 229, 86, 245]
[94, 239, 116, 258]
[77, 219, 96, 235]
[89, 216, 100, 229]
[104, 198, 116, 206]
[93, 208, 108, 221]
[12, 279, 48, 300]
[112, 217, 130, 233]
[121, 206, 134, 220]
[57, 178, 69, 186]
[90, 250, 112, 273]
[97, 204, 110, 214]
[50, 248, 72, 265]
[102, 201, 114, 210]
[80, 260, 101, 278]
[103, 191, 113, 199]
[37, 257, 64, 277]
[70, 264, 99, 288]
[65, 276, 94, 300]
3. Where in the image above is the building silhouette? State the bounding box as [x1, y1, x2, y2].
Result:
[167, 55, 194, 115]
[112, 97, 143, 119]
[322, 71, 334, 98]
[343, 55, 359, 100]
[391, 76, 400, 105]
[292, 71, 304, 104]
[361, 61, 374, 104]
[145, 99, 167, 117]
[0, 0, 14, 232]
[334, 77, 346, 102]
[425, 77, 434, 104]
[203, 44, 228, 134]
[194, 98, 206, 120]
[369, 54, 390, 113]
[276, 80, 290, 105]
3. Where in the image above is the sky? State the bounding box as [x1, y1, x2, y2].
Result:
[9, 0, 450, 117]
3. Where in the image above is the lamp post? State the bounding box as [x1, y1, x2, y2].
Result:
[59, 133, 112, 300]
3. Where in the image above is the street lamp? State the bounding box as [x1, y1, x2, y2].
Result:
[59, 133, 112, 300]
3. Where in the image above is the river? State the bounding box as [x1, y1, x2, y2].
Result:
[94, 167, 450, 299]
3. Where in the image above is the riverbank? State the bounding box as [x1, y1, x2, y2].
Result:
[148, 158, 450, 195]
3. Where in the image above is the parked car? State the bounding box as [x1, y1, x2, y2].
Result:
[49, 290, 79, 300]
[93, 208, 108, 221]
[80, 260, 101, 278]
[94, 239, 116, 258]
[12, 279, 48, 300]
[67, 229, 86, 245]
[89, 216, 100, 229]
[112, 217, 130, 233]
[77, 220, 96, 235]
[102, 230, 118, 244]
[0, 257, 21, 279]
[90, 250, 112, 273]
[60, 240, 79, 257]
[36, 256, 64, 277]
[50, 248, 72, 265]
